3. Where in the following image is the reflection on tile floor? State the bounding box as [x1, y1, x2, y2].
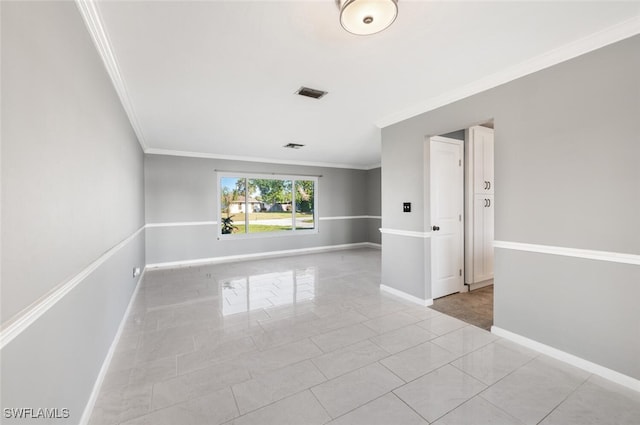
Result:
[89, 248, 640, 425]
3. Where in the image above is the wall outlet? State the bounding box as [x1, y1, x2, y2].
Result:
[403, 202, 411, 213]
[133, 267, 141, 278]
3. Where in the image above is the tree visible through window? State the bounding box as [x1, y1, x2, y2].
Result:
[219, 174, 317, 236]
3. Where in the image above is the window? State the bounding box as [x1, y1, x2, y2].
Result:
[218, 173, 317, 237]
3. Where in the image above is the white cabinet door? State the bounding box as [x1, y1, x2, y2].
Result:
[472, 194, 494, 282]
[465, 125, 495, 285]
[471, 126, 494, 195]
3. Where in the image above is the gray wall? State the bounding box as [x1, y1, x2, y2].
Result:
[366, 167, 382, 244]
[145, 155, 381, 265]
[381, 35, 640, 379]
[1, 1, 145, 422]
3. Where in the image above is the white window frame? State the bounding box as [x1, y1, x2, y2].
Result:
[217, 172, 319, 239]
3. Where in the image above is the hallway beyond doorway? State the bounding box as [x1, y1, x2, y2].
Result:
[431, 284, 493, 331]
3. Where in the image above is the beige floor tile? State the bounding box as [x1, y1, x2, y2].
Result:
[231, 360, 326, 414]
[369, 324, 436, 354]
[121, 387, 238, 425]
[481, 356, 590, 425]
[434, 396, 525, 425]
[539, 375, 640, 425]
[311, 362, 404, 418]
[394, 365, 487, 422]
[235, 338, 323, 376]
[328, 393, 428, 425]
[416, 314, 468, 336]
[311, 323, 377, 353]
[151, 360, 251, 410]
[362, 311, 421, 334]
[312, 340, 390, 379]
[431, 325, 498, 356]
[451, 340, 536, 385]
[380, 341, 457, 382]
[226, 390, 331, 425]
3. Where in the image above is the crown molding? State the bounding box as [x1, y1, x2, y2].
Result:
[145, 148, 379, 170]
[75, 0, 147, 150]
[376, 16, 640, 128]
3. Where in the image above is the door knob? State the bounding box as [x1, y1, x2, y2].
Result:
[432, 225, 440, 231]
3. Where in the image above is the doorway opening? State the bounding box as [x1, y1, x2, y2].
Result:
[431, 286, 493, 331]
[430, 121, 494, 329]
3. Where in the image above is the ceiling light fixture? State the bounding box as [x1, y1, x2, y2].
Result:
[338, 0, 398, 36]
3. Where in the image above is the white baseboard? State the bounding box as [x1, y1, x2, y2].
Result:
[79, 269, 146, 425]
[146, 242, 379, 270]
[491, 326, 640, 393]
[380, 285, 433, 307]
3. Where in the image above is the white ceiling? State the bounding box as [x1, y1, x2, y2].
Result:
[87, 1, 640, 169]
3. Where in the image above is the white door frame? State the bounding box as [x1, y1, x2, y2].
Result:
[429, 136, 464, 299]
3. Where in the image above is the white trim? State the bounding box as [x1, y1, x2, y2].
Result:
[320, 215, 381, 221]
[75, 0, 147, 150]
[376, 16, 640, 128]
[492, 326, 640, 393]
[380, 285, 433, 307]
[146, 148, 378, 171]
[146, 242, 377, 270]
[146, 221, 217, 228]
[79, 269, 145, 425]
[379, 228, 431, 238]
[0, 226, 145, 350]
[494, 240, 640, 266]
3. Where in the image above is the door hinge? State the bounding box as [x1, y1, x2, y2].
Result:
[459, 269, 462, 276]
[459, 159, 462, 166]
[459, 214, 462, 221]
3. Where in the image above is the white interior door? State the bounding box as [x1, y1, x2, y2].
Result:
[430, 137, 464, 299]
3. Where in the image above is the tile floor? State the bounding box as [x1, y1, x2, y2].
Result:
[89, 248, 640, 425]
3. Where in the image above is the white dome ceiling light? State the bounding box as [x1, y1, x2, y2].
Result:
[338, 0, 398, 36]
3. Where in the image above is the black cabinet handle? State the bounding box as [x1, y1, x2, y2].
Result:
[432, 225, 440, 231]
[488, 181, 491, 190]
[487, 198, 491, 207]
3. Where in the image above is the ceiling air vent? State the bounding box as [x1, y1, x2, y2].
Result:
[296, 86, 327, 99]
[284, 143, 305, 149]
